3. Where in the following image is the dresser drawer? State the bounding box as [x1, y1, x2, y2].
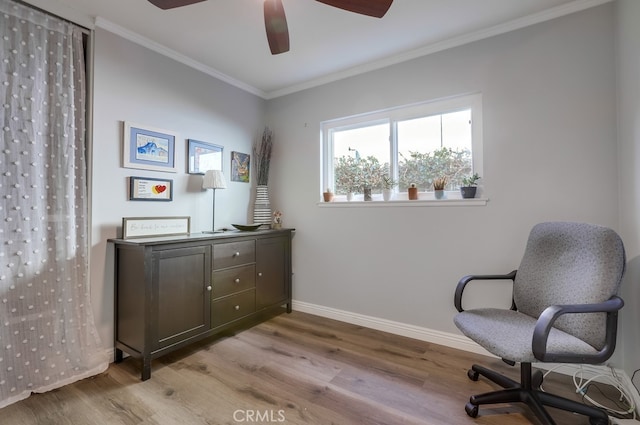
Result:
[213, 240, 255, 270]
[212, 289, 255, 328]
[212, 265, 255, 298]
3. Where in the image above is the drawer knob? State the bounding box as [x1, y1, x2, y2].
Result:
[234, 305, 240, 311]
[233, 252, 240, 257]
[257, 272, 263, 277]
[206, 285, 212, 291]
[234, 278, 240, 283]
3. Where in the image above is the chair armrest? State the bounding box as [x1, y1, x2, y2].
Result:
[532, 296, 624, 364]
[454, 270, 517, 312]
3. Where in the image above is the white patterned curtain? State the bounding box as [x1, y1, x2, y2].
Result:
[0, 0, 108, 408]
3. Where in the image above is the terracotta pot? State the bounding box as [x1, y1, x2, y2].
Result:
[323, 192, 334, 202]
[408, 187, 418, 200]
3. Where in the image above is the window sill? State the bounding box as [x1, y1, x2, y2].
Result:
[317, 198, 489, 208]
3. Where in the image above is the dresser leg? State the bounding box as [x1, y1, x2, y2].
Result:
[114, 348, 123, 363]
[141, 357, 151, 381]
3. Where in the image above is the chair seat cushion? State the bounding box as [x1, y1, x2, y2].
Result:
[454, 308, 599, 363]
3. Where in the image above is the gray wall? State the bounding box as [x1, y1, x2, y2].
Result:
[266, 4, 624, 356]
[30, 0, 639, 381]
[616, 0, 640, 386]
[89, 29, 266, 347]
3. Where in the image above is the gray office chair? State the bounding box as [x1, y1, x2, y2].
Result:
[454, 222, 626, 425]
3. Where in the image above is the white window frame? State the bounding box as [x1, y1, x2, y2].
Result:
[321, 93, 484, 204]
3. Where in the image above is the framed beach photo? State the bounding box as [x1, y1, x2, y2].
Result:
[231, 151, 250, 183]
[129, 176, 173, 201]
[123, 121, 178, 173]
[187, 139, 223, 174]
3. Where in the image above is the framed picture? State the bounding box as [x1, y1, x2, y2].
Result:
[129, 176, 173, 201]
[122, 216, 190, 239]
[187, 139, 223, 174]
[231, 151, 250, 183]
[123, 121, 178, 173]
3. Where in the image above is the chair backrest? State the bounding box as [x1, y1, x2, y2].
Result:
[513, 222, 626, 350]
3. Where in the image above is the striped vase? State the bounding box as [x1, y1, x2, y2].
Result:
[253, 185, 272, 229]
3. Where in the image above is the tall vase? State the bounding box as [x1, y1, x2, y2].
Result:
[253, 185, 272, 229]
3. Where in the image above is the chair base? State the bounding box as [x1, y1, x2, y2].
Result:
[465, 362, 609, 425]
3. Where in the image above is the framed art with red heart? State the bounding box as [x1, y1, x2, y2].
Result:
[129, 176, 173, 201]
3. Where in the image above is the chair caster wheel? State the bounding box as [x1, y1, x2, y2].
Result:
[532, 370, 544, 388]
[465, 402, 479, 418]
[467, 369, 479, 381]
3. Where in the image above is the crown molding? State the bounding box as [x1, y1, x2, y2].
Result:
[265, 0, 614, 99]
[94, 16, 268, 99]
[93, 0, 612, 100]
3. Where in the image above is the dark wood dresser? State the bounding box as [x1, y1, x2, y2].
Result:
[109, 228, 294, 380]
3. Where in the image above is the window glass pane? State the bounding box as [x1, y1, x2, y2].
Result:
[397, 109, 472, 191]
[332, 123, 390, 195]
[321, 93, 481, 201]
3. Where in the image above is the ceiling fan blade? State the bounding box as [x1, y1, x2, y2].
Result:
[264, 0, 290, 55]
[147, 0, 206, 10]
[315, 0, 393, 18]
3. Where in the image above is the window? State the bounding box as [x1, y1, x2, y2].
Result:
[322, 93, 483, 201]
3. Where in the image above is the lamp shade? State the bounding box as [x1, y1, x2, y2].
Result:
[202, 170, 227, 190]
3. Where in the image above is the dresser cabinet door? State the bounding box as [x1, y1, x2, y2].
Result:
[256, 236, 289, 310]
[153, 245, 211, 350]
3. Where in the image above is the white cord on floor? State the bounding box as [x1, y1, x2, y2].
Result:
[539, 364, 636, 419]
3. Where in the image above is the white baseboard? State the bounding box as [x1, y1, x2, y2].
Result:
[292, 300, 493, 356]
[291, 300, 640, 413]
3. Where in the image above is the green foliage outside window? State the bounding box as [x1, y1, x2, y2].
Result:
[398, 147, 472, 191]
[333, 147, 472, 195]
[334, 156, 389, 194]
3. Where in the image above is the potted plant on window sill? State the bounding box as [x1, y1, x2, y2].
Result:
[408, 183, 418, 200]
[460, 173, 481, 199]
[334, 155, 361, 201]
[433, 177, 447, 199]
[381, 175, 396, 201]
[360, 158, 385, 201]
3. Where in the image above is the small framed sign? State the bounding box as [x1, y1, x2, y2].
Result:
[122, 216, 191, 239]
[129, 176, 173, 201]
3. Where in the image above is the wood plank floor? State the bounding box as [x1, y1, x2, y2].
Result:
[1, 311, 619, 424]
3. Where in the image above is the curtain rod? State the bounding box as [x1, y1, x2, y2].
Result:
[13, 0, 91, 35]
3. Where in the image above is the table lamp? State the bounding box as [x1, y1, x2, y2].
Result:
[202, 170, 227, 233]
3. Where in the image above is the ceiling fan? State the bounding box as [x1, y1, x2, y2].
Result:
[147, 0, 394, 55]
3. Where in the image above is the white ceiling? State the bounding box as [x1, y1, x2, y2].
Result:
[23, 0, 610, 98]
